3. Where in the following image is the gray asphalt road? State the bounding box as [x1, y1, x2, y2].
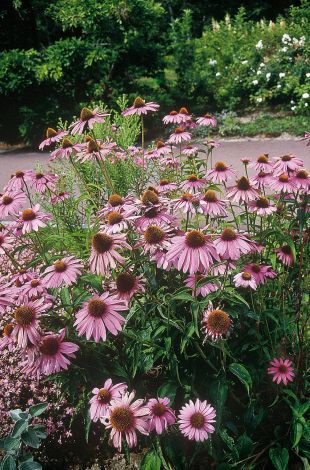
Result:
[0, 138, 309, 190]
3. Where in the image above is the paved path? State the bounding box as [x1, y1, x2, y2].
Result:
[0, 139, 309, 190]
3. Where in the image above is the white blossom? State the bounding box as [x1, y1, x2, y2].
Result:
[241, 60, 248, 64]
[256, 97, 263, 103]
[282, 33, 291, 44]
[279, 73, 286, 78]
[209, 59, 217, 66]
[256, 40, 263, 49]
[302, 93, 309, 99]
[216, 72, 221, 77]
[252, 80, 259, 85]
[306, 73, 310, 78]
[266, 73, 271, 80]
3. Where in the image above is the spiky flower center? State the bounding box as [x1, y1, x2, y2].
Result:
[116, 272, 136, 293]
[110, 406, 134, 432]
[133, 97, 145, 108]
[22, 209, 36, 221]
[169, 110, 178, 115]
[214, 161, 227, 172]
[181, 193, 193, 201]
[206, 309, 231, 334]
[31, 279, 40, 287]
[190, 412, 205, 429]
[88, 299, 107, 318]
[237, 177, 251, 191]
[2, 195, 13, 205]
[46, 127, 58, 138]
[251, 264, 261, 273]
[108, 194, 123, 207]
[14, 306, 36, 326]
[145, 207, 158, 218]
[278, 174, 289, 183]
[156, 140, 165, 149]
[15, 170, 24, 178]
[185, 230, 206, 248]
[221, 228, 237, 241]
[204, 113, 213, 119]
[204, 190, 217, 202]
[296, 170, 308, 179]
[3, 323, 14, 336]
[92, 233, 113, 253]
[281, 155, 292, 162]
[188, 174, 198, 182]
[257, 154, 269, 163]
[88, 139, 99, 153]
[107, 211, 123, 225]
[80, 107, 94, 121]
[142, 190, 159, 205]
[144, 225, 165, 244]
[152, 402, 166, 417]
[62, 138, 73, 149]
[54, 261, 67, 273]
[179, 107, 189, 115]
[278, 364, 288, 373]
[281, 245, 292, 255]
[174, 127, 184, 134]
[256, 197, 269, 208]
[97, 388, 112, 403]
[241, 272, 252, 280]
[40, 337, 60, 356]
[160, 179, 169, 186]
[258, 171, 268, 178]
[36, 173, 44, 180]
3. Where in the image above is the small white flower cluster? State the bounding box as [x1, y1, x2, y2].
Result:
[281, 33, 306, 48]
[209, 59, 217, 66]
[255, 40, 263, 49]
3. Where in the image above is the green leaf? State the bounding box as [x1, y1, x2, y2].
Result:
[269, 447, 289, 470]
[158, 381, 177, 401]
[229, 363, 252, 395]
[0, 437, 19, 451]
[292, 422, 303, 448]
[11, 419, 28, 438]
[21, 428, 41, 449]
[29, 403, 48, 418]
[140, 451, 161, 470]
[9, 409, 23, 421]
[1, 455, 16, 470]
[19, 462, 42, 470]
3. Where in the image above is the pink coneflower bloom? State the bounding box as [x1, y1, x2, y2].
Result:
[0, 192, 27, 218]
[98, 194, 136, 218]
[249, 154, 273, 172]
[275, 245, 294, 265]
[90, 232, 131, 275]
[12, 297, 47, 348]
[206, 162, 235, 183]
[89, 379, 127, 422]
[110, 272, 145, 301]
[269, 173, 296, 193]
[42, 256, 82, 288]
[25, 329, 79, 376]
[202, 303, 232, 341]
[147, 397, 176, 434]
[11, 269, 36, 288]
[180, 174, 206, 194]
[0, 323, 15, 351]
[122, 97, 159, 116]
[136, 223, 172, 255]
[50, 192, 71, 204]
[74, 292, 127, 342]
[168, 127, 192, 144]
[214, 228, 253, 260]
[151, 250, 173, 270]
[160, 156, 181, 169]
[183, 119, 197, 130]
[4, 170, 32, 192]
[17, 205, 51, 234]
[292, 169, 310, 191]
[196, 113, 217, 127]
[273, 154, 303, 175]
[29, 171, 58, 194]
[267, 358, 294, 385]
[234, 271, 257, 289]
[251, 171, 272, 189]
[200, 190, 227, 217]
[0, 289, 14, 314]
[103, 391, 149, 451]
[178, 399, 216, 442]
[49, 138, 84, 160]
[166, 230, 219, 274]
[243, 263, 276, 285]
[156, 179, 177, 193]
[135, 207, 176, 232]
[102, 210, 136, 234]
[76, 139, 115, 162]
[185, 274, 219, 297]
[248, 196, 277, 216]
[155, 140, 174, 156]
[70, 107, 110, 134]
[172, 193, 202, 214]
[163, 107, 192, 125]
[21, 277, 47, 300]
[226, 177, 259, 204]
[39, 128, 68, 150]
[241, 158, 251, 165]
[0, 230, 14, 255]
[182, 145, 199, 157]
[205, 140, 220, 150]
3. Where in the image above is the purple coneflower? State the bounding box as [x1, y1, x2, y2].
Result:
[251, 171, 272, 189]
[135, 206, 176, 231]
[275, 245, 294, 265]
[49, 138, 84, 160]
[243, 263, 276, 285]
[248, 196, 277, 216]
[185, 274, 219, 297]
[147, 397, 176, 434]
[90, 232, 131, 275]
[70, 107, 110, 135]
[202, 303, 232, 340]
[226, 177, 259, 204]
[137, 223, 172, 255]
[156, 179, 177, 193]
[122, 97, 159, 116]
[172, 193, 202, 214]
[250, 154, 273, 172]
[17, 205, 51, 234]
[102, 210, 136, 234]
[292, 169, 310, 191]
[182, 145, 199, 157]
[42, 256, 82, 288]
[98, 193, 136, 218]
[74, 292, 127, 342]
[200, 190, 227, 217]
[196, 113, 217, 127]
[214, 228, 253, 260]
[234, 271, 257, 289]
[273, 154, 303, 175]
[5, 170, 32, 192]
[269, 173, 296, 193]
[178, 399, 216, 442]
[168, 127, 191, 144]
[206, 161, 235, 183]
[0, 192, 27, 218]
[0, 323, 15, 351]
[180, 174, 206, 194]
[267, 358, 294, 385]
[103, 391, 149, 451]
[29, 171, 57, 194]
[50, 192, 71, 204]
[12, 297, 47, 348]
[89, 379, 127, 422]
[21, 278, 47, 300]
[39, 128, 68, 150]
[0, 230, 14, 255]
[155, 140, 174, 156]
[111, 272, 145, 301]
[166, 230, 219, 274]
